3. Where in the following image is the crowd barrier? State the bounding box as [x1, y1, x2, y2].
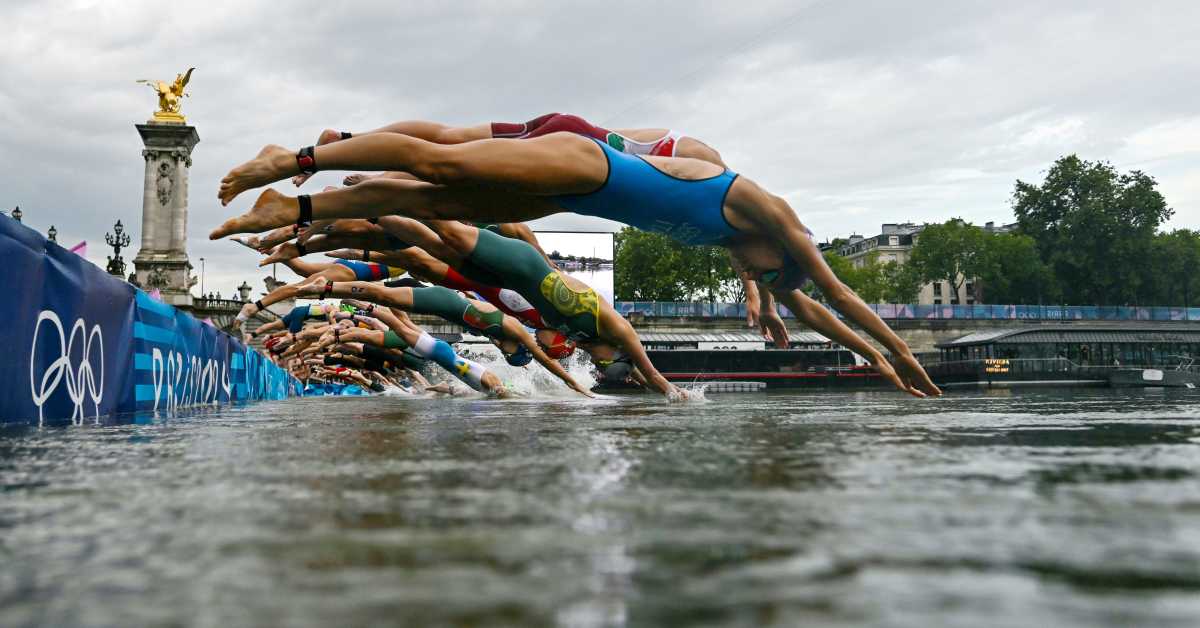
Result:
[0, 216, 301, 425]
[614, 301, 1200, 322]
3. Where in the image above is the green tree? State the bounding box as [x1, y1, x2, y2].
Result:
[613, 227, 740, 301]
[880, 261, 923, 303]
[1012, 155, 1172, 305]
[614, 229, 687, 300]
[820, 250, 920, 303]
[975, 233, 1059, 304]
[823, 250, 860, 287]
[678, 242, 740, 302]
[908, 219, 988, 304]
[1145, 230, 1200, 307]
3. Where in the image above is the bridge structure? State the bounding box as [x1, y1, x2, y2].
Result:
[616, 302, 1200, 355]
[189, 297, 280, 335]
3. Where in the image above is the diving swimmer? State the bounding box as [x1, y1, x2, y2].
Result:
[213, 128, 940, 397]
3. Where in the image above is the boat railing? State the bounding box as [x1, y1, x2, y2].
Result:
[1165, 355, 1199, 372]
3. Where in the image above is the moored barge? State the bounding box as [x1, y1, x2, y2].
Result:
[928, 325, 1200, 388]
[598, 331, 886, 390]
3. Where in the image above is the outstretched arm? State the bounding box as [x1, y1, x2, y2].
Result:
[600, 311, 681, 399]
[504, 318, 592, 397]
[731, 251, 787, 344]
[740, 189, 939, 396]
[742, 274, 761, 328]
[778, 246, 939, 396]
[234, 276, 321, 327]
[248, 319, 284, 338]
[771, 289, 930, 397]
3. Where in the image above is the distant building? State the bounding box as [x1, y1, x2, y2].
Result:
[837, 221, 1017, 305]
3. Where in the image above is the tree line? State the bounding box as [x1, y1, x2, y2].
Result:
[614, 154, 1199, 306]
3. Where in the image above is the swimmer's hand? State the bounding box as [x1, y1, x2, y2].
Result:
[873, 353, 941, 398]
[572, 382, 596, 398]
[666, 385, 691, 402]
[893, 352, 942, 397]
[759, 309, 790, 348]
[746, 296, 761, 329]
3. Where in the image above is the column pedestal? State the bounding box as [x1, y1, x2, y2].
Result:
[132, 121, 200, 308]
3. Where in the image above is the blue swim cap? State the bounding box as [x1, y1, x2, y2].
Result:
[505, 345, 534, 367]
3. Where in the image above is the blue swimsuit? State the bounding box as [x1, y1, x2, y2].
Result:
[554, 138, 740, 246]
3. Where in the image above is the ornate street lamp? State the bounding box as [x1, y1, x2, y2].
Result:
[47, 225, 57, 243]
[10, 206, 22, 223]
[237, 281, 252, 302]
[105, 219, 131, 277]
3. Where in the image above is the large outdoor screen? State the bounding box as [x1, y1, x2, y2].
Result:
[534, 231, 615, 304]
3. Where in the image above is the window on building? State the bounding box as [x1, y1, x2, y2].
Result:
[933, 283, 943, 297]
[888, 236, 899, 246]
[933, 298, 942, 305]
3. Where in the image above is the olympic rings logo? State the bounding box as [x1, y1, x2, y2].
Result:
[30, 310, 105, 423]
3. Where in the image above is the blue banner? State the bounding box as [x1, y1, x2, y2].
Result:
[0, 216, 299, 425]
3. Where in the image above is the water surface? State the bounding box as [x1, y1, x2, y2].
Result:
[3, 389, 1200, 627]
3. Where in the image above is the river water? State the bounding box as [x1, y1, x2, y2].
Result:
[3, 388, 1200, 627]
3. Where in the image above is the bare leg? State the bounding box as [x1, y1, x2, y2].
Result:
[290, 129, 344, 186]
[217, 132, 604, 205]
[344, 170, 421, 186]
[294, 276, 415, 310]
[274, 252, 332, 276]
[325, 248, 448, 284]
[211, 182, 561, 239]
[233, 265, 356, 328]
[264, 231, 402, 264]
[358, 120, 492, 143]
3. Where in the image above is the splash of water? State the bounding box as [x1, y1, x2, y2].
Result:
[425, 343, 599, 399]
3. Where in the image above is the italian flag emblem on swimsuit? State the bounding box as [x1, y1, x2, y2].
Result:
[605, 132, 626, 152]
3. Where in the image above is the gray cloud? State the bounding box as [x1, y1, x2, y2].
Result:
[2, 0, 1198, 296]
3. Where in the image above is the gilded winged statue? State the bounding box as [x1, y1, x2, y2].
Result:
[137, 68, 194, 121]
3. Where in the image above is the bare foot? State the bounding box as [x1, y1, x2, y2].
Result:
[210, 189, 299, 239]
[294, 274, 330, 296]
[230, 235, 262, 250]
[296, 219, 335, 246]
[257, 225, 304, 250]
[219, 145, 297, 206]
[343, 173, 376, 186]
[323, 248, 360, 261]
[292, 130, 344, 187]
[258, 243, 301, 266]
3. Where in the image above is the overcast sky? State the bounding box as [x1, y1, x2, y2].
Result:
[2, 0, 1198, 297]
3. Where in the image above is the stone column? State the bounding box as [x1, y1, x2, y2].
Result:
[132, 121, 200, 308]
